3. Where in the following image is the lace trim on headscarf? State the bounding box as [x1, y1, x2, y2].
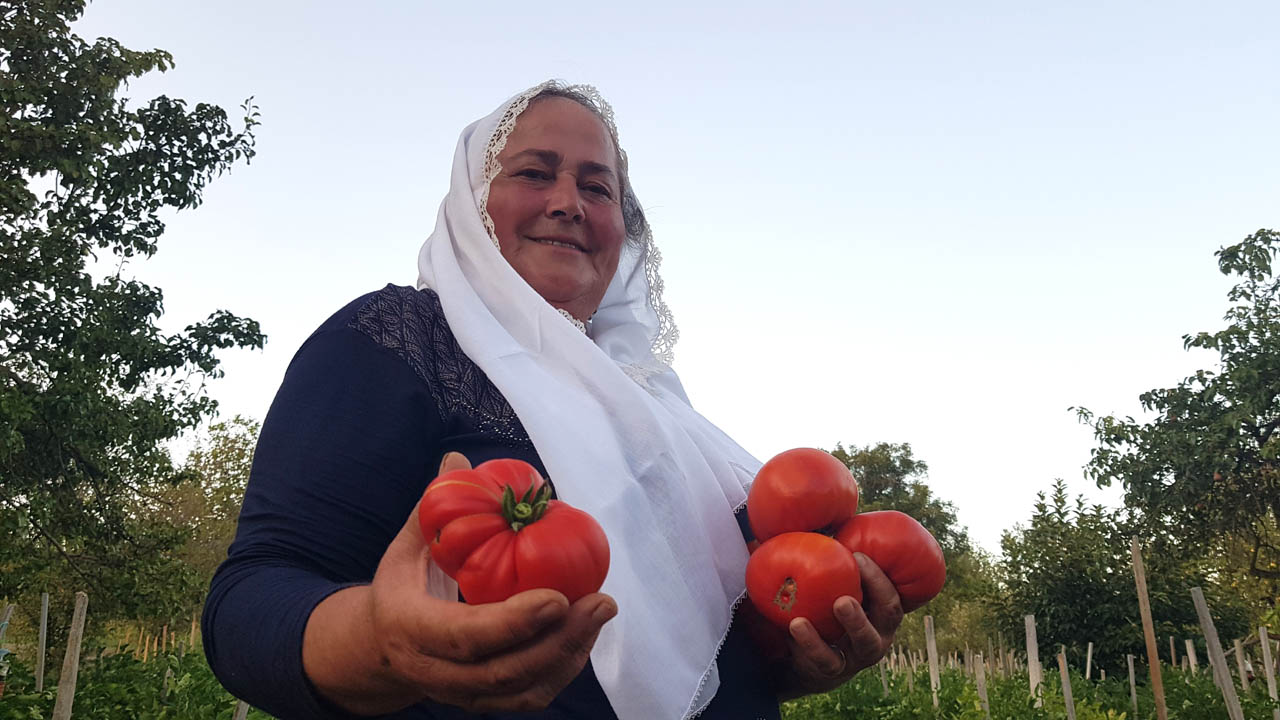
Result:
[478, 80, 678, 363]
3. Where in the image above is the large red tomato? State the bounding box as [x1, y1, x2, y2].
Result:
[418, 459, 610, 604]
[834, 510, 945, 609]
[748, 448, 859, 542]
[745, 532, 862, 641]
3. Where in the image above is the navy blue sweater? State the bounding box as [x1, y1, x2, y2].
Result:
[203, 286, 782, 720]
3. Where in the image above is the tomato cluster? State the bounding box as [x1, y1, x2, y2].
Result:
[417, 459, 610, 604]
[744, 448, 946, 644]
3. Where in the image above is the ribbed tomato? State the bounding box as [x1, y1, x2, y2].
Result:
[417, 458, 609, 604]
[834, 510, 945, 609]
[745, 532, 862, 641]
[747, 448, 859, 542]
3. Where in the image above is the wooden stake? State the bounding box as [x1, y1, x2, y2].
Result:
[151, 633, 158, 660]
[1235, 639, 1250, 692]
[1260, 626, 1279, 720]
[161, 624, 168, 654]
[1058, 651, 1077, 720]
[1131, 538, 1169, 720]
[51, 592, 89, 720]
[1190, 587, 1244, 720]
[141, 631, 149, 663]
[1128, 654, 1138, 716]
[1170, 635, 1177, 667]
[1185, 639, 1199, 675]
[36, 592, 49, 692]
[1085, 641, 1093, 680]
[879, 657, 889, 696]
[232, 700, 250, 720]
[0, 604, 13, 645]
[190, 611, 198, 648]
[975, 652, 991, 720]
[1025, 614, 1042, 706]
[925, 615, 941, 708]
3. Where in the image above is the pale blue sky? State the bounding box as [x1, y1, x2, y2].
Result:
[76, 1, 1280, 552]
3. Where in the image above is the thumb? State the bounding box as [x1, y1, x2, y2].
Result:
[438, 451, 473, 476]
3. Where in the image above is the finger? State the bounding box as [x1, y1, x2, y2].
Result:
[418, 588, 573, 662]
[448, 594, 617, 708]
[439, 451, 473, 476]
[853, 552, 904, 639]
[832, 595, 884, 671]
[787, 617, 846, 678]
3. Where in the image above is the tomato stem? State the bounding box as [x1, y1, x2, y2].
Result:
[501, 484, 552, 532]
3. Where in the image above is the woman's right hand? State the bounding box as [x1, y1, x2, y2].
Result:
[302, 452, 618, 716]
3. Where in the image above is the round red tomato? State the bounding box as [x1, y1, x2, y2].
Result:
[748, 448, 859, 542]
[745, 532, 862, 642]
[418, 458, 610, 604]
[834, 510, 945, 610]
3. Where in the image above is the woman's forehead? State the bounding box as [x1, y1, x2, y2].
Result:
[502, 97, 617, 168]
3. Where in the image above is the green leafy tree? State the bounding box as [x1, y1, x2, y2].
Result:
[136, 415, 259, 608]
[1076, 229, 1280, 604]
[0, 0, 262, 630]
[997, 479, 1250, 676]
[827, 442, 998, 654]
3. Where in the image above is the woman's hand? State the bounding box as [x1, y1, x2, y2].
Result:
[774, 552, 903, 700]
[303, 452, 618, 716]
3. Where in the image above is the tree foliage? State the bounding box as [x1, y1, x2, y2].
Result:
[828, 442, 998, 653]
[0, 0, 262, 626]
[997, 479, 1251, 675]
[1076, 229, 1280, 593]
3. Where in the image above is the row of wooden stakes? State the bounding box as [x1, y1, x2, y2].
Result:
[0, 592, 253, 720]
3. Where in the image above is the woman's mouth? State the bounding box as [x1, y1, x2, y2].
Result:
[529, 236, 587, 253]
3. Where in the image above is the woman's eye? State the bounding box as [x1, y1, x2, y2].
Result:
[585, 184, 612, 198]
[516, 168, 550, 180]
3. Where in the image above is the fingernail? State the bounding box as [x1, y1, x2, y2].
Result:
[593, 600, 617, 623]
[788, 618, 808, 640]
[836, 596, 857, 619]
[535, 600, 566, 625]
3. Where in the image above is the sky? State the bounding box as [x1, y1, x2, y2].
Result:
[73, 1, 1280, 554]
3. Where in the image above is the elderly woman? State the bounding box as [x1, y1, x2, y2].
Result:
[203, 81, 904, 720]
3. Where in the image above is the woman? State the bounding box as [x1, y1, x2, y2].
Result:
[203, 81, 904, 720]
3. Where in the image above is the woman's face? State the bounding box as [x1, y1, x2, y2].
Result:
[486, 96, 626, 322]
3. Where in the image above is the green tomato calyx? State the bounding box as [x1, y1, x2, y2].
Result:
[501, 484, 551, 532]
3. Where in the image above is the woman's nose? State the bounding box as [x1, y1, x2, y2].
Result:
[545, 178, 584, 223]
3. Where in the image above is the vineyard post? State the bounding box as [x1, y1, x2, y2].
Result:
[151, 632, 158, 660]
[1235, 639, 1250, 692]
[1100, 669, 1105, 681]
[233, 700, 250, 720]
[190, 610, 198, 648]
[36, 592, 48, 692]
[1127, 654, 1138, 716]
[1057, 650, 1077, 720]
[1085, 641, 1093, 680]
[142, 631, 149, 663]
[925, 615, 941, 708]
[1184, 639, 1199, 675]
[0, 604, 12, 644]
[1190, 587, 1244, 720]
[906, 656, 916, 693]
[1025, 614, 1042, 706]
[162, 624, 168, 654]
[987, 637, 994, 674]
[51, 592, 88, 720]
[1260, 626, 1279, 720]
[1131, 537, 1169, 720]
[975, 652, 991, 720]
[879, 657, 889, 696]
[1170, 636, 1177, 668]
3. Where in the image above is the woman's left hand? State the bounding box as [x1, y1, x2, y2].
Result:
[775, 552, 904, 699]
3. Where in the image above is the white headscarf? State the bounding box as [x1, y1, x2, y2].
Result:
[416, 81, 762, 720]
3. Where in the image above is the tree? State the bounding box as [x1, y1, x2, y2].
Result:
[1076, 229, 1280, 598]
[139, 415, 259, 602]
[0, 0, 262, 628]
[827, 442, 998, 653]
[997, 479, 1251, 675]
